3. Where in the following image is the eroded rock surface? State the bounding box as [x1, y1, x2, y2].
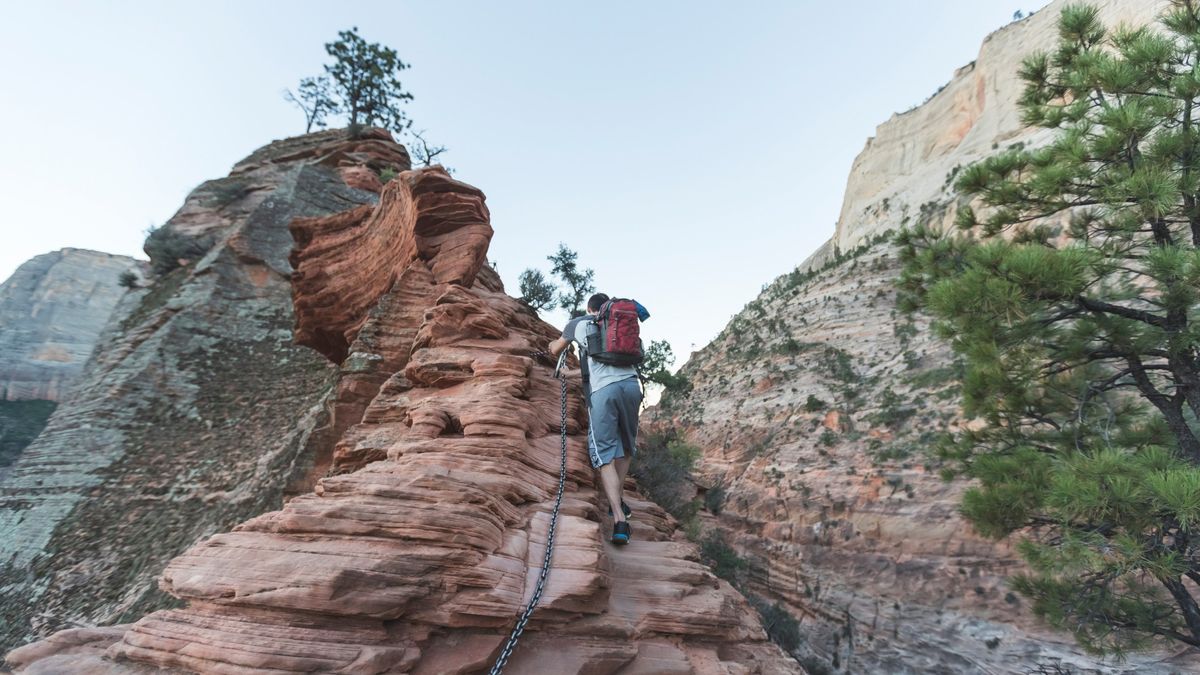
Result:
[647, 1, 1200, 672]
[0, 128, 411, 653]
[0, 248, 141, 403]
[651, 242, 1197, 673]
[7, 167, 799, 674]
[827, 0, 1165, 259]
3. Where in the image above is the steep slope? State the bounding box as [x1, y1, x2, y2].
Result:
[8, 167, 800, 675]
[649, 0, 1200, 673]
[0, 128, 410, 653]
[824, 0, 1165, 257]
[0, 249, 142, 476]
[0, 248, 141, 402]
[652, 239, 1192, 673]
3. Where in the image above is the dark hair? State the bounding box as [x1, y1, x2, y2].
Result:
[587, 293, 610, 312]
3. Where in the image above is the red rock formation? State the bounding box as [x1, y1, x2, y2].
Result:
[0, 128, 412, 654]
[8, 167, 799, 674]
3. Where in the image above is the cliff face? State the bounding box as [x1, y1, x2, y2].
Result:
[0, 249, 141, 476]
[0, 248, 141, 403]
[826, 0, 1165, 257]
[649, 0, 1200, 673]
[8, 167, 799, 675]
[651, 242, 1190, 673]
[0, 128, 411, 653]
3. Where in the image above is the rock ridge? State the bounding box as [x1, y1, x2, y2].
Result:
[8, 166, 799, 674]
[0, 128, 410, 653]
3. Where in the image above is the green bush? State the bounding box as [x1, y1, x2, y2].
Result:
[699, 531, 747, 585]
[117, 270, 139, 289]
[749, 595, 802, 653]
[804, 395, 827, 412]
[143, 225, 213, 275]
[704, 481, 726, 515]
[630, 428, 700, 521]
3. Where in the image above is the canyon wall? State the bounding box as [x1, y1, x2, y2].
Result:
[0, 128, 410, 653]
[825, 0, 1165, 256]
[0, 248, 141, 403]
[0, 249, 141, 477]
[651, 0, 1199, 673]
[7, 167, 800, 675]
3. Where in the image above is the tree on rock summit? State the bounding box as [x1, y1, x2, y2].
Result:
[285, 27, 416, 137]
[900, 1, 1200, 655]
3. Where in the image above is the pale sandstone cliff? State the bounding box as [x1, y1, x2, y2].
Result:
[0, 248, 142, 403]
[0, 128, 410, 653]
[825, 0, 1165, 258]
[650, 0, 1200, 673]
[7, 167, 800, 675]
[0, 249, 142, 480]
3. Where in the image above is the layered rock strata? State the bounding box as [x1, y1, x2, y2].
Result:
[7, 167, 799, 674]
[0, 248, 141, 403]
[0, 128, 411, 652]
[651, 241, 1199, 673]
[648, 2, 1200, 672]
[826, 0, 1166, 257]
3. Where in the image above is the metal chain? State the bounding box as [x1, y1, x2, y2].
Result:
[488, 353, 570, 674]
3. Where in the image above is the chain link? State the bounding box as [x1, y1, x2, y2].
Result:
[488, 355, 570, 674]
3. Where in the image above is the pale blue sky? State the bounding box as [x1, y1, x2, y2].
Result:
[0, 1, 1048, 362]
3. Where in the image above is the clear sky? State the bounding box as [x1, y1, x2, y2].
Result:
[0, 1, 1048, 365]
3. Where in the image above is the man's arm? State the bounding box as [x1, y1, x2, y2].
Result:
[548, 337, 570, 357]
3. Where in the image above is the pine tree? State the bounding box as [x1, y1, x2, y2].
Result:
[518, 268, 556, 313]
[324, 27, 414, 134]
[283, 76, 339, 133]
[899, 1, 1200, 654]
[547, 244, 595, 318]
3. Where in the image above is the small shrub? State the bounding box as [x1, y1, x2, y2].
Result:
[819, 429, 836, 446]
[143, 225, 212, 275]
[804, 395, 827, 412]
[379, 166, 398, 182]
[704, 481, 726, 515]
[630, 428, 700, 521]
[699, 531, 746, 585]
[749, 595, 802, 652]
[799, 655, 835, 675]
[117, 270, 139, 289]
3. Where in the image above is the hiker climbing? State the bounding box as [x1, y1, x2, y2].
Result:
[548, 293, 649, 545]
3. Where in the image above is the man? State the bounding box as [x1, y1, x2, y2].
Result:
[548, 293, 642, 545]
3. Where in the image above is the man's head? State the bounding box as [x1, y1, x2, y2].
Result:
[587, 293, 609, 315]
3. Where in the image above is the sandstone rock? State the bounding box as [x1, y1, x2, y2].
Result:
[7, 166, 800, 674]
[646, 2, 1200, 672]
[0, 248, 142, 402]
[651, 242, 1200, 673]
[0, 128, 411, 653]
[827, 0, 1166, 257]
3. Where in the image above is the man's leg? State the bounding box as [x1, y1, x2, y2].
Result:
[614, 455, 631, 487]
[599, 461, 625, 524]
[614, 379, 641, 488]
[590, 385, 626, 523]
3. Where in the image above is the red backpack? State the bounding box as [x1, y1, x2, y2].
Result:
[586, 298, 644, 366]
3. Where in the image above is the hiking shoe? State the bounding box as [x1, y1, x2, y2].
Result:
[611, 521, 631, 545]
[606, 500, 633, 518]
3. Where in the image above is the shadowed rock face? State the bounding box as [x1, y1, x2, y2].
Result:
[0, 128, 411, 654]
[0, 248, 142, 404]
[7, 167, 800, 674]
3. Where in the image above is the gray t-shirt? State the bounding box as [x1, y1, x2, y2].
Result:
[563, 314, 638, 394]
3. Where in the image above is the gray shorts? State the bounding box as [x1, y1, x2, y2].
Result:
[587, 377, 642, 468]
